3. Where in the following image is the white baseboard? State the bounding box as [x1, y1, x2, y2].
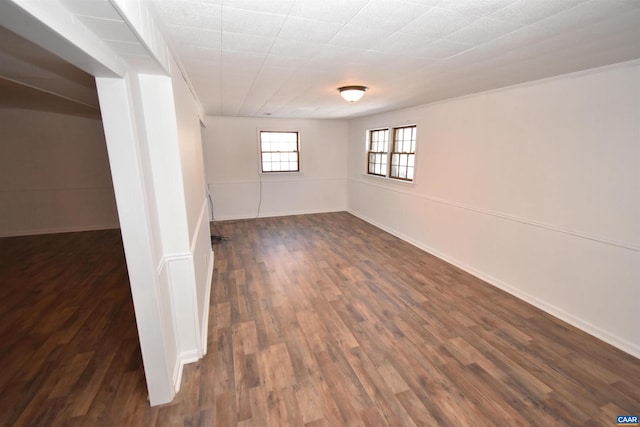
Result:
[201, 249, 214, 357]
[347, 209, 640, 359]
[0, 223, 120, 238]
[173, 349, 201, 393]
[213, 207, 345, 221]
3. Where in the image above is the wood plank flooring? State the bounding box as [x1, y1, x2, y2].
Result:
[0, 229, 148, 426]
[1, 212, 638, 426]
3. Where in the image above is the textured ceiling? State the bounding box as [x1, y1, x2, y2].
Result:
[1, 0, 639, 120]
[147, 0, 640, 119]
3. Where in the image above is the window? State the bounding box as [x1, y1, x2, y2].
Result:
[260, 131, 299, 173]
[390, 126, 416, 181]
[367, 129, 388, 176]
[366, 125, 416, 182]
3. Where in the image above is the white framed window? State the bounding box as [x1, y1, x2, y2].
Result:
[366, 125, 417, 182]
[260, 131, 300, 173]
[367, 128, 389, 177]
[390, 126, 416, 181]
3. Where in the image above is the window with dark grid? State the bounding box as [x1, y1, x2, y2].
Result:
[390, 125, 416, 181]
[367, 129, 389, 177]
[260, 131, 299, 173]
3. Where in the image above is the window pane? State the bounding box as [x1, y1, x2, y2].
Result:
[368, 129, 392, 176]
[261, 131, 299, 173]
[389, 125, 416, 181]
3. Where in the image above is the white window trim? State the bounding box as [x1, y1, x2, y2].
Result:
[257, 129, 302, 175]
[364, 123, 417, 184]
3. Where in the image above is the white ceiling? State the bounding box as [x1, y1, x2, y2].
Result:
[147, 0, 640, 119]
[1, 0, 639, 120]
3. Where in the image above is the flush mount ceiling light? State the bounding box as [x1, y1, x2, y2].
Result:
[338, 85, 368, 103]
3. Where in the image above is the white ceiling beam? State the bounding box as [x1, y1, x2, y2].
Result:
[0, 0, 127, 77]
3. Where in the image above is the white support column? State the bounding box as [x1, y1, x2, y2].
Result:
[96, 75, 177, 406]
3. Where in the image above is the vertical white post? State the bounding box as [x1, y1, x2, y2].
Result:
[96, 75, 177, 405]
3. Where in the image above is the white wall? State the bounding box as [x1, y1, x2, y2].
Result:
[0, 108, 118, 237]
[202, 116, 348, 219]
[347, 62, 640, 357]
[171, 72, 213, 358]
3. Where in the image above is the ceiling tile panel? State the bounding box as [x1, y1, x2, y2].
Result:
[177, 44, 221, 62]
[220, 51, 266, 71]
[221, 7, 287, 37]
[400, 6, 479, 38]
[223, 0, 294, 15]
[329, 24, 394, 49]
[181, 58, 221, 78]
[221, 32, 273, 54]
[305, 44, 368, 71]
[488, 0, 587, 25]
[535, 0, 639, 34]
[372, 32, 436, 56]
[288, 0, 369, 24]
[346, 0, 431, 32]
[445, 17, 520, 45]
[145, 0, 640, 118]
[152, 0, 223, 30]
[168, 26, 221, 50]
[437, 0, 518, 17]
[278, 17, 343, 43]
[269, 39, 323, 58]
[455, 24, 556, 63]
[420, 39, 472, 59]
[261, 54, 309, 70]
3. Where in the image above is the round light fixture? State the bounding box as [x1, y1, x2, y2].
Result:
[338, 85, 368, 103]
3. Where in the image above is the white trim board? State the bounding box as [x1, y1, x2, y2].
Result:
[349, 177, 639, 252]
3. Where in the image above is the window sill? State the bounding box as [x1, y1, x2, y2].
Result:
[259, 171, 303, 176]
[362, 173, 415, 185]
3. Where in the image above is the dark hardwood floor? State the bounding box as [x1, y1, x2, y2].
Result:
[0, 229, 148, 426]
[1, 212, 638, 426]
